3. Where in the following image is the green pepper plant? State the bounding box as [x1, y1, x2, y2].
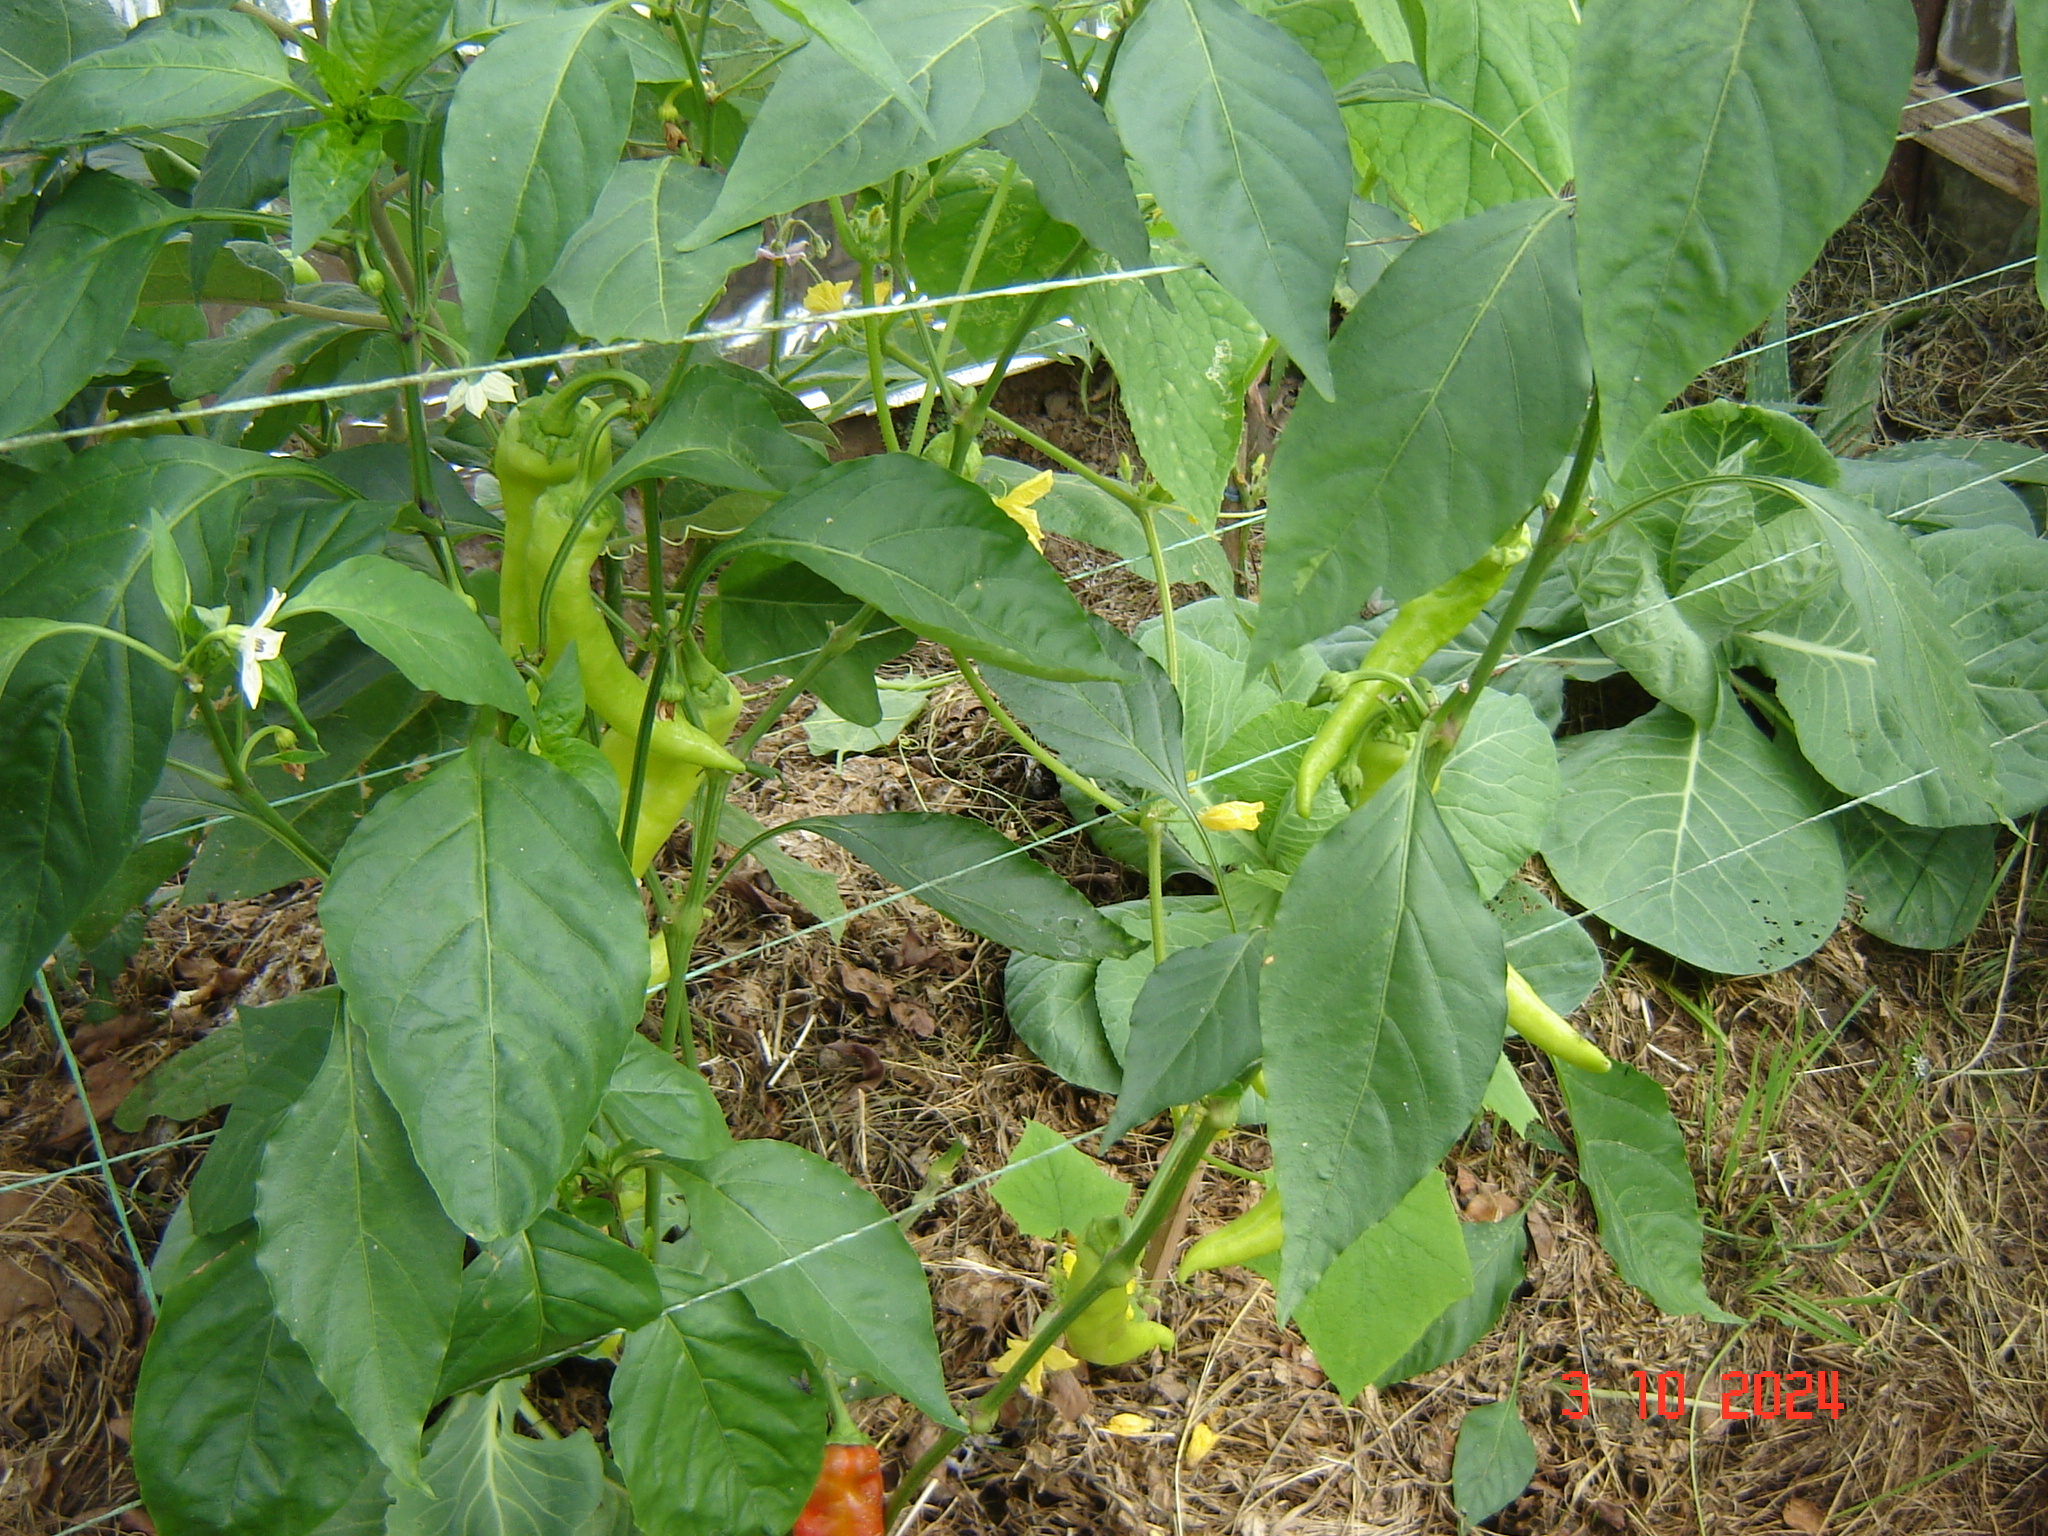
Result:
[1, 0, 2044, 1531]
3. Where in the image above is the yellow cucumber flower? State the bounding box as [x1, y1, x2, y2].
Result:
[988, 1336, 1080, 1396]
[995, 470, 1054, 551]
[1197, 800, 1264, 832]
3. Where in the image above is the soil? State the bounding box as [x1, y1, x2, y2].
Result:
[5, 199, 2047, 1536]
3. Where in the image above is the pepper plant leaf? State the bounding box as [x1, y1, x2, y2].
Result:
[256, 1017, 464, 1484]
[328, 0, 454, 94]
[793, 811, 1135, 962]
[1374, 1210, 1527, 1386]
[1434, 687, 1560, 898]
[1264, 758, 1505, 1312]
[1558, 1060, 1740, 1321]
[719, 455, 1128, 681]
[0, 438, 279, 1016]
[0, 169, 173, 440]
[1108, 0, 1350, 395]
[983, 624, 1189, 805]
[589, 364, 829, 500]
[1104, 930, 1265, 1144]
[609, 1268, 827, 1536]
[443, 5, 635, 361]
[0, 0, 125, 99]
[1452, 1399, 1538, 1528]
[670, 1138, 961, 1426]
[134, 1225, 378, 1536]
[1256, 198, 1588, 662]
[986, 59, 1149, 270]
[2, 8, 292, 147]
[686, 0, 1042, 245]
[386, 1384, 604, 1536]
[1572, 0, 1916, 460]
[320, 740, 650, 1240]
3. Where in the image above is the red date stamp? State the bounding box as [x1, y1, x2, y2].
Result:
[1557, 1369, 1845, 1421]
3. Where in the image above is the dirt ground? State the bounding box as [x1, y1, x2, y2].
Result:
[4, 199, 2047, 1536]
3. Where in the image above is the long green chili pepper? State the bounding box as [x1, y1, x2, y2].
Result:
[1177, 1184, 1281, 1280]
[1506, 967, 1611, 1073]
[1060, 1235, 1174, 1365]
[1296, 526, 1532, 814]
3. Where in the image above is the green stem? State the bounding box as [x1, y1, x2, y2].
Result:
[193, 693, 333, 879]
[640, 1163, 662, 1258]
[980, 407, 1152, 511]
[660, 771, 728, 1065]
[912, 160, 1014, 454]
[859, 256, 900, 451]
[619, 485, 676, 866]
[1134, 500, 1180, 688]
[265, 299, 391, 329]
[1423, 397, 1599, 773]
[950, 280, 1063, 474]
[1144, 811, 1168, 964]
[954, 655, 1127, 813]
[883, 1094, 1234, 1523]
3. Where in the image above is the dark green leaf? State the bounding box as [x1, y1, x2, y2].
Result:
[188, 990, 343, 1236]
[1067, 246, 1267, 524]
[0, 169, 172, 440]
[115, 1012, 250, 1131]
[1256, 199, 1587, 660]
[793, 811, 1134, 962]
[1434, 687, 1558, 897]
[186, 95, 300, 290]
[983, 628, 1186, 805]
[704, 551, 912, 727]
[2, 9, 292, 147]
[1573, 0, 1916, 458]
[548, 158, 758, 344]
[1560, 1059, 1738, 1320]
[1452, 1398, 1537, 1527]
[1343, 0, 1573, 230]
[438, 1209, 666, 1397]
[288, 119, 385, 253]
[1109, 0, 1350, 394]
[443, 5, 634, 360]
[134, 1226, 377, 1536]
[330, 0, 453, 93]
[1544, 696, 1845, 975]
[720, 455, 1126, 681]
[609, 1268, 825, 1536]
[0, 437, 279, 1015]
[671, 1138, 959, 1424]
[899, 152, 1082, 361]
[763, 0, 933, 131]
[1104, 931, 1264, 1144]
[281, 554, 533, 721]
[320, 740, 649, 1240]
[717, 802, 848, 924]
[1375, 1211, 1526, 1386]
[1290, 1174, 1472, 1400]
[1093, 899, 1237, 1061]
[235, 491, 396, 616]
[1002, 950, 1123, 1093]
[990, 1119, 1130, 1239]
[1265, 760, 1505, 1311]
[1565, 517, 1720, 719]
[986, 59, 1148, 270]
[1837, 453, 2035, 534]
[256, 1017, 463, 1481]
[0, 0, 124, 98]
[592, 365, 828, 501]
[686, 0, 1041, 246]
[599, 1034, 731, 1162]
[387, 1384, 604, 1536]
[1841, 807, 1998, 951]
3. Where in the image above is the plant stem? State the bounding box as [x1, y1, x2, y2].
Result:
[1424, 397, 1600, 772]
[658, 771, 726, 1067]
[1144, 810, 1168, 964]
[267, 299, 392, 329]
[193, 694, 333, 879]
[640, 1163, 662, 1258]
[619, 488, 676, 866]
[1133, 499, 1180, 687]
[979, 408, 1149, 510]
[883, 1094, 1235, 1524]
[953, 655, 1127, 813]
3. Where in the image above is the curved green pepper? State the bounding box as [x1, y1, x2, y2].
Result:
[1296, 527, 1531, 813]
[1177, 1184, 1281, 1281]
[495, 394, 607, 661]
[527, 485, 745, 777]
[1061, 1241, 1174, 1365]
[1506, 965, 1610, 1073]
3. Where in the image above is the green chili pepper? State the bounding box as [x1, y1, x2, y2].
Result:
[1060, 1239, 1174, 1365]
[1505, 965, 1610, 1073]
[1176, 1185, 1281, 1281]
[1296, 527, 1532, 814]
[494, 393, 607, 662]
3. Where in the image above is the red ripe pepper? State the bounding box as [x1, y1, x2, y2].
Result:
[793, 1442, 883, 1536]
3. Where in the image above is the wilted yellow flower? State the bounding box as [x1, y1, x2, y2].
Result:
[1103, 1412, 1153, 1437]
[989, 1336, 1080, 1396]
[1184, 1420, 1219, 1464]
[802, 277, 891, 317]
[1196, 800, 1264, 832]
[995, 470, 1054, 552]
